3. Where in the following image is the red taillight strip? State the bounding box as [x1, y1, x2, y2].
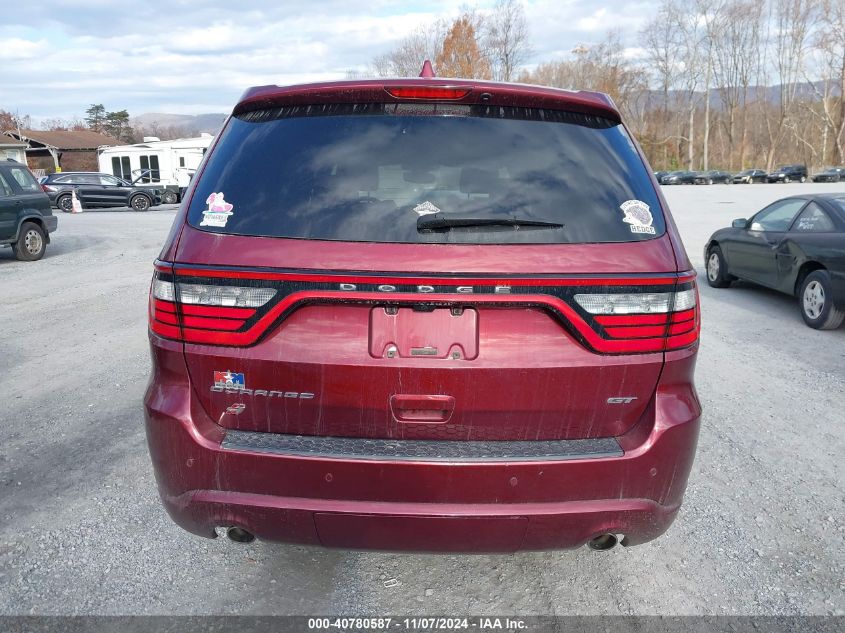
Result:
[595, 313, 669, 326]
[671, 309, 696, 323]
[150, 320, 180, 339]
[667, 328, 699, 349]
[155, 310, 180, 326]
[180, 304, 256, 319]
[181, 315, 246, 331]
[604, 324, 668, 339]
[150, 295, 254, 335]
[175, 290, 667, 353]
[153, 299, 177, 314]
[669, 321, 696, 335]
[171, 267, 681, 287]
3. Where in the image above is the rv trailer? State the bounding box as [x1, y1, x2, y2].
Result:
[97, 134, 214, 204]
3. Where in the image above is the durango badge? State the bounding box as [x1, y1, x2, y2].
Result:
[620, 199, 656, 235]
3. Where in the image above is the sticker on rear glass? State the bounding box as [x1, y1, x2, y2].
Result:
[201, 192, 234, 227]
[620, 199, 655, 234]
[214, 370, 245, 389]
[413, 201, 440, 216]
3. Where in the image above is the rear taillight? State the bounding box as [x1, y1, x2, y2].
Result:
[42, 184, 56, 193]
[149, 274, 276, 344]
[575, 280, 700, 352]
[148, 265, 700, 353]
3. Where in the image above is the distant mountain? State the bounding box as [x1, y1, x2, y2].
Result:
[644, 80, 840, 112]
[131, 112, 227, 135]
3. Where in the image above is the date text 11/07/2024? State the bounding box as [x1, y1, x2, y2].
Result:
[306, 617, 528, 630]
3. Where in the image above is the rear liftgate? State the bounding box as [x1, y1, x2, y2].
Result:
[149, 264, 699, 457]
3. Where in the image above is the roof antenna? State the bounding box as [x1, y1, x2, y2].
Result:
[419, 60, 435, 78]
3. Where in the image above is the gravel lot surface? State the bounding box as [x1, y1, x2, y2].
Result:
[0, 185, 842, 616]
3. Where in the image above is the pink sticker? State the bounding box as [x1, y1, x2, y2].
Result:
[200, 192, 234, 227]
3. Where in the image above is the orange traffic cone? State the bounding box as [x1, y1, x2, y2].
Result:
[71, 188, 83, 214]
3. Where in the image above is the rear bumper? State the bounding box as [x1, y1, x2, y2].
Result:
[144, 339, 701, 552]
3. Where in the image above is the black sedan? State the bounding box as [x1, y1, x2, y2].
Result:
[812, 167, 844, 183]
[704, 194, 845, 329]
[694, 170, 732, 184]
[41, 172, 161, 212]
[766, 164, 808, 183]
[732, 169, 767, 184]
[661, 170, 697, 185]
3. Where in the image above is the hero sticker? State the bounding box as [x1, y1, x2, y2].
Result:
[620, 199, 656, 235]
[201, 192, 234, 227]
[413, 200, 440, 216]
[214, 370, 245, 389]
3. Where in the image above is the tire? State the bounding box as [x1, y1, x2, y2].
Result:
[130, 194, 151, 211]
[800, 176, 806, 183]
[162, 191, 178, 205]
[13, 222, 47, 261]
[784, 176, 791, 183]
[706, 245, 733, 288]
[799, 270, 844, 330]
[707, 178, 713, 185]
[57, 194, 73, 213]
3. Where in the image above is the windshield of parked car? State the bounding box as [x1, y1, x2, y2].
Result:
[187, 104, 665, 244]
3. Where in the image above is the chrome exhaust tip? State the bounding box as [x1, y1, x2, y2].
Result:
[226, 527, 255, 543]
[588, 533, 619, 551]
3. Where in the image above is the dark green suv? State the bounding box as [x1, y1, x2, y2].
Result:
[0, 160, 58, 261]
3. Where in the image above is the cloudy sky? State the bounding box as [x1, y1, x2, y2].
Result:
[1, 1, 653, 125]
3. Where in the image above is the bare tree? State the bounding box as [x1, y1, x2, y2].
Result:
[761, 0, 818, 169]
[697, 0, 722, 170]
[642, 2, 684, 166]
[710, 0, 763, 168]
[485, 0, 531, 81]
[810, 0, 845, 163]
[372, 21, 448, 77]
[671, 2, 708, 169]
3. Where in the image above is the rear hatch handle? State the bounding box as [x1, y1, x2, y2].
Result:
[390, 394, 456, 424]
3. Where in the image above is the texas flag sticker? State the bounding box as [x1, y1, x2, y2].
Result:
[214, 371, 245, 389]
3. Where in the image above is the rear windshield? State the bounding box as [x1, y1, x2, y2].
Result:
[830, 198, 845, 216]
[187, 104, 665, 244]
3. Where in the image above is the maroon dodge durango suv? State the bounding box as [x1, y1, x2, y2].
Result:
[144, 72, 701, 552]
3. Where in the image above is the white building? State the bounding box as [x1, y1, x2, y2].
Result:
[97, 133, 214, 203]
[0, 140, 29, 164]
